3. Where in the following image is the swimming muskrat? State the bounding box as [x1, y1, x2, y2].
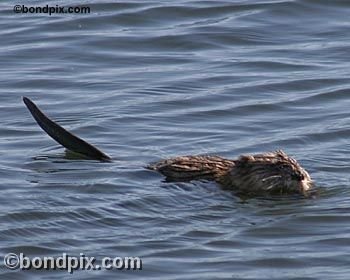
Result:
[23, 97, 313, 196]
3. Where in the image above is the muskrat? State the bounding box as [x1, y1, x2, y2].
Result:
[23, 97, 313, 196]
[148, 151, 312, 196]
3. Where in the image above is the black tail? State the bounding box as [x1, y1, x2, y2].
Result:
[23, 97, 111, 161]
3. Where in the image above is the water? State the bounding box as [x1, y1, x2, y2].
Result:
[1, 0, 350, 279]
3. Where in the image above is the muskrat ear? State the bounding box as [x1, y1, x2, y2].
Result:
[238, 155, 254, 164]
[275, 149, 288, 158]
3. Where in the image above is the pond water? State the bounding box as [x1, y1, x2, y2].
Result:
[1, 0, 350, 279]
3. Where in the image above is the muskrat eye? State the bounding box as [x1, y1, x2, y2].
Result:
[291, 172, 304, 181]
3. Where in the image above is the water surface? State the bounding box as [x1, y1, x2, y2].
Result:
[1, 0, 350, 279]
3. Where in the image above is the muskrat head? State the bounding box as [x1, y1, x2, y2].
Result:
[232, 150, 312, 196]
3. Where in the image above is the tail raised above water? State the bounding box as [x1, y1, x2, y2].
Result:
[23, 97, 111, 161]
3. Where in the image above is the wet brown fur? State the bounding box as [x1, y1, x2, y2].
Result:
[149, 150, 312, 196]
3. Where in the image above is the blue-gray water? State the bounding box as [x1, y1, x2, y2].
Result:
[1, 0, 350, 279]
